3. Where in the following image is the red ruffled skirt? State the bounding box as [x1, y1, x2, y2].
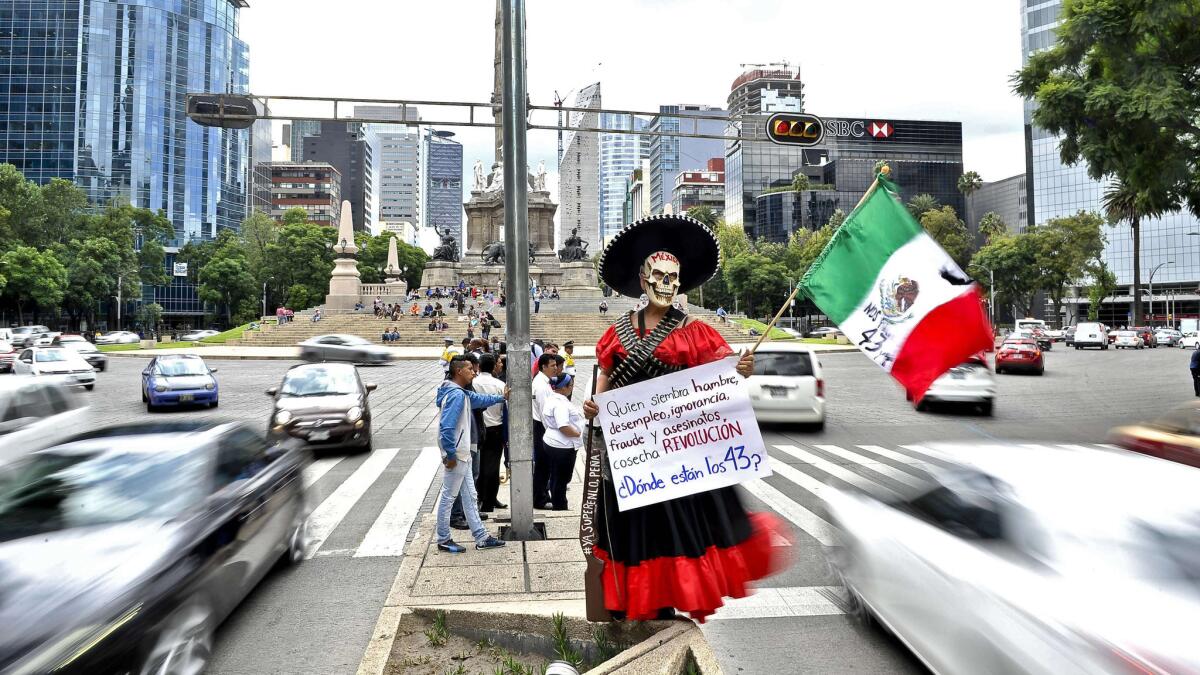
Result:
[592, 482, 788, 623]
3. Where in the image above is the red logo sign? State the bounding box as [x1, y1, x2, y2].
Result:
[870, 122, 893, 138]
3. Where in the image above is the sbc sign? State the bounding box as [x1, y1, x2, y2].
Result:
[766, 113, 824, 147]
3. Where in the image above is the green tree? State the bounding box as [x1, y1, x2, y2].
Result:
[971, 235, 1043, 317]
[907, 194, 940, 220]
[957, 171, 983, 197]
[724, 252, 791, 318]
[1086, 261, 1118, 321]
[920, 206, 972, 268]
[198, 233, 257, 325]
[61, 237, 125, 328]
[790, 173, 811, 192]
[241, 211, 279, 305]
[1031, 211, 1106, 325]
[1102, 178, 1166, 326]
[137, 302, 164, 336]
[827, 209, 847, 230]
[685, 206, 719, 230]
[978, 211, 1007, 244]
[1, 246, 67, 324]
[266, 218, 335, 311]
[38, 178, 89, 247]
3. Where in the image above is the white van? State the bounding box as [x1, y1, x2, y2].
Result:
[1073, 322, 1108, 350]
[1016, 318, 1047, 331]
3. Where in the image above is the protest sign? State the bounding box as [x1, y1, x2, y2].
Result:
[594, 356, 771, 511]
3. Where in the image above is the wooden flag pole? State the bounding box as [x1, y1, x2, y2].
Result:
[749, 284, 802, 355]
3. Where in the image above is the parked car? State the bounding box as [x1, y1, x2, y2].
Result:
[0, 341, 14, 373]
[1154, 328, 1182, 347]
[995, 338, 1044, 376]
[1113, 330, 1144, 349]
[1063, 326, 1076, 346]
[1131, 326, 1157, 348]
[745, 343, 825, 428]
[12, 347, 96, 390]
[806, 326, 843, 339]
[11, 325, 54, 348]
[913, 355, 995, 415]
[0, 376, 87, 465]
[0, 421, 311, 675]
[180, 329, 220, 342]
[94, 330, 140, 345]
[1072, 322, 1108, 350]
[297, 334, 393, 364]
[1180, 331, 1200, 349]
[1108, 401, 1200, 469]
[267, 362, 375, 452]
[59, 338, 108, 371]
[826, 443, 1200, 675]
[1044, 328, 1065, 342]
[141, 354, 219, 410]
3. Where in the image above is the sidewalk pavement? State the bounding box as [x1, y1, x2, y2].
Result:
[104, 341, 859, 361]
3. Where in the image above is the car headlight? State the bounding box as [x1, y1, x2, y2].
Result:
[153, 383, 167, 392]
[205, 382, 215, 390]
[346, 406, 362, 422]
[274, 410, 293, 425]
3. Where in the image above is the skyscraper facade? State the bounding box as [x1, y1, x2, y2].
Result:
[286, 120, 321, 162]
[647, 105, 727, 215]
[558, 83, 602, 247]
[0, 0, 251, 240]
[727, 68, 804, 118]
[424, 129, 463, 246]
[355, 105, 421, 233]
[303, 121, 377, 232]
[598, 112, 649, 238]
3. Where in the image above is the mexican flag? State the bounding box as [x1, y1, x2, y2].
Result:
[798, 174, 994, 402]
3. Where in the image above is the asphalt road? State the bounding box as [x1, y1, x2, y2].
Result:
[58, 345, 1197, 674]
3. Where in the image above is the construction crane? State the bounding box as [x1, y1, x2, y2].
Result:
[738, 60, 792, 71]
[553, 89, 573, 168]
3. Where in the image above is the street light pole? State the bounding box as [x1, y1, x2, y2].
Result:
[1148, 261, 1175, 327]
[500, 0, 538, 540]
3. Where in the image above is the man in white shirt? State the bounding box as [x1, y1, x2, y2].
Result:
[531, 352, 564, 509]
[473, 353, 507, 512]
[541, 373, 584, 510]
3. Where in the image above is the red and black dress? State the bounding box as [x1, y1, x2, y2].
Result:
[592, 313, 785, 623]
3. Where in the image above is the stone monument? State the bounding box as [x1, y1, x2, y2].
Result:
[384, 235, 408, 293]
[421, 225, 463, 289]
[325, 200, 363, 311]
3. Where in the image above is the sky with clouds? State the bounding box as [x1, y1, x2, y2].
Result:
[242, 0, 1027, 220]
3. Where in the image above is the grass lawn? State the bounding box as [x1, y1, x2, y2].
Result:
[98, 341, 194, 352]
[199, 323, 255, 344]
[731, 318, 795, 340]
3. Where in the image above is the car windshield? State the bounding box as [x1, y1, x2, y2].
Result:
[155, 358, 209, 376]
[13, 328, 33, 335]
[281, 367, 358, 396]
[0, 447, 207, 542]
[753, 352, 814, 377]
[34, 350, 69, 363]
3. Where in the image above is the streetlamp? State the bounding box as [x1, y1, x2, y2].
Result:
[969, 262, 996, 328]
[1147, 261, 1175, 326]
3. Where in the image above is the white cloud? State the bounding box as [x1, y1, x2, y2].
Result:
[242, 0, 1027, 214]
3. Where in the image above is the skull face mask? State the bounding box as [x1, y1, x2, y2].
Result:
[640, 251, 681, 309]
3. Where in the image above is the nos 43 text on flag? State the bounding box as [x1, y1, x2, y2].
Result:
[797, 173, 994, 402]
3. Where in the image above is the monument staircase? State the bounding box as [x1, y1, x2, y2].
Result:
[231, 299, 749, 348]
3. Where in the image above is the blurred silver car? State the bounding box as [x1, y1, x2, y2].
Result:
[297, 334, 392, 364]
[13, 347, 97, 390]
[180, 329, 220, 341]
[0, 376, 87, 465]
[94, 330, 140, 345]
[916, 356, 995, 415]
[827, 443, 1200, 675]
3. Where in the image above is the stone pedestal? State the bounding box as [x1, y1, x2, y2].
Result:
[464, 189, 557, 256]
[420, 260, 463, 290]
[556, 261, 603, 299]
[325, 256, 363, 311]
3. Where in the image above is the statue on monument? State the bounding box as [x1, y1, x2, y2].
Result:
[558, 227, 590, 263]
[487, 163, 504, 193]
[432, 226, 459, 262]
[534, 160, 547, 191]
[472, 160, 485, 192]
[480, 241, 505, 265]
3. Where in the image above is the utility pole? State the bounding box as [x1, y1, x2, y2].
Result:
[116, 274, 123, 330]
[501, 0, 539, 540]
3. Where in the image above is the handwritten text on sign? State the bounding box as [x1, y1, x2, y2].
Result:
[595, 357, 771, 511]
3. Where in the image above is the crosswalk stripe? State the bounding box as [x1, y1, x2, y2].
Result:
[305, 446, 400, 559]
[741, 479, 837, 546]
[813, 444, 927, 488]
[899, 444, 947, 463]
[353, 447, 443, 558]
[767, 455, 842, 502]
[856, 444, 932, 468]
[775, 444, 899, 497]
[302, 456, 345, 489]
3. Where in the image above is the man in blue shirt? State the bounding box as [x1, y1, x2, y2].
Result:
[435, 356, 509, 552]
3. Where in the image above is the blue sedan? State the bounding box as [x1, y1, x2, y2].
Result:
[141, 354, 219, 410]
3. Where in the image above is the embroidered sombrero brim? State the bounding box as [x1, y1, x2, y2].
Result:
[599, 214, 720, 299]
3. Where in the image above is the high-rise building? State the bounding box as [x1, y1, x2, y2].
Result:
[966, 174, 1028, 239]
[672, 158, 725, 214]
[558, 83, 602, 247]
[355, 105, 422, 234]
[267, 162, 341, 226]
[727, 68, 804, 118]
[0, 0, 251, 323]
[622, 159, 650, 239]
[302, 121, 378, 232]
[424, 129, 464, 246]
[1021, 1, 1200, 325]
[647, 105, 727, 215]
[285, 120, 321, 163]
[599, 112, 650, 238]
[249, 112, 274, 216]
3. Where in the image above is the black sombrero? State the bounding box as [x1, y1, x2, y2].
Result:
[598, 214, 720, 299]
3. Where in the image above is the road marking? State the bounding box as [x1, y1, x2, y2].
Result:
[354, 446, 443, 558]
[302, 456, 345, 488]
[305, 446, 400, 559]
[705, 586, 846, 620]
[899, 444, 946, 462]
[856, 444, 932, 468]
[775, 444, 899, 497]
[813, 444, 927, 488]
[742, 478, 837, 546]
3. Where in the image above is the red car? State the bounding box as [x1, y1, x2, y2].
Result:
[1131, 326, 1158, 348]
[995, 338, 1044, 375]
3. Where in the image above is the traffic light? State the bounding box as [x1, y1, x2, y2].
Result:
[766, 113, 824, 146]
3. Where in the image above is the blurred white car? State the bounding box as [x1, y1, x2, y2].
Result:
[916, 356, 995, 415]
[746, 344, 824, 427]
[180, 329, 220, 341]
[0, 376, 87, 465]
[297, 334, 393, 364]
[12, 347, 97, 389]
[1155, 329, 1183, 347]
[1113, 330, 1144, 349]
[95, 330, 140, 345]
[827, 443, 1200, 675]
[1181, 331, 1200, 349]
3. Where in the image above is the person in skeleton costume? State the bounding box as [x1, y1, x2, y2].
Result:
[582, 214, 785, 623]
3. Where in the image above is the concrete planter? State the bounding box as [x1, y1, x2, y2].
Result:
[836, 335, 851, 345]
[139, 339, 157, 349]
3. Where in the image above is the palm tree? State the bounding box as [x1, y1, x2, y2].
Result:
[957, 171, 983, 197]
[906, 194, 940, 220]
[1102, 178, 1166, 326]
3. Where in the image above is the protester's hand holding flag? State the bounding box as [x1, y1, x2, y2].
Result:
[794, 168, 994, 402]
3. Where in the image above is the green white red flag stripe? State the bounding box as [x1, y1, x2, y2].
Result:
[798, 175, 993, 401]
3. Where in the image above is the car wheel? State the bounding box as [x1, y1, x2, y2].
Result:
[209, 400, 219, 408]
[980, 401, 994, 416]
[283, 517, 308, 565]
[99, 363, 107, 372]
[139, 597, 214, 675]
[142, 387, 148, 403]
[84, 384, 94, 391]
[1037, 367, 1044, 376]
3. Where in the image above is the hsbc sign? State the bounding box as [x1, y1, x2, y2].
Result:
[824, 119, 895, 140]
